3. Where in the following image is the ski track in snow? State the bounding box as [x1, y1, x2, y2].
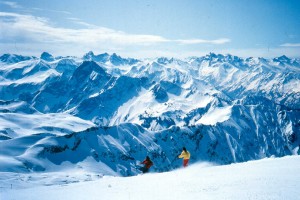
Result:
[1, 155, 299, 200]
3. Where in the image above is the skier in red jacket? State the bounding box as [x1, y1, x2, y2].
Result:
[140, 156, 153, 173]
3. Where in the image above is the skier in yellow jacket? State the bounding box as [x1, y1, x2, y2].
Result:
[178, 147, 190, 167]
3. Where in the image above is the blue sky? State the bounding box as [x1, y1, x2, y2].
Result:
[0, 0, 300, 58]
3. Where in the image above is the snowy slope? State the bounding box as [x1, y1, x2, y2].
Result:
[1, 155, 299, 200]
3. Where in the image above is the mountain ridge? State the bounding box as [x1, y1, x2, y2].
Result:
[0, 52, 299, 176]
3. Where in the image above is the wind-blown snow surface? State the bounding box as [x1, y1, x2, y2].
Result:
[1, 156, 299, 200]
[0, 52, 299, 176]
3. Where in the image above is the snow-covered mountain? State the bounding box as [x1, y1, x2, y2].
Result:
[0, 51, 299, 176]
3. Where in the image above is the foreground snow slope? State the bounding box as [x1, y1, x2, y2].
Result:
[1, 155, 299, 200]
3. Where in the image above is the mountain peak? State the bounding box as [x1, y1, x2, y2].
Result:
[110, 53, 122, 60]
[274, 55, 291, 63]
[81, 51, 139, 65]
[157, 57, 173, 65]
[85, 51, 95, 57]
[83, 52, 111, 63]
[205, 52, 226, 61]
[109, 53, 139, 66]
[40, 52, 54, 62]
[209, 52, 218, 57]
[82, 51, 95, 61]
[87, 51, 94, 55]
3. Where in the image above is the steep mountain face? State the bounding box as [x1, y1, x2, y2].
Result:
[0, 52, 299, 176]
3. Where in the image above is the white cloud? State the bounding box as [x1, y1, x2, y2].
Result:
[0, 1, 22, 9]
[0, 12, 230, 47]
[31, 7, 71, 15]
[280, 43, 300, 47]
[67, 17, 95, 28]
[0, 12, 170, 46]
[176, 38, 231, 45]
[0, 12, 235, 58]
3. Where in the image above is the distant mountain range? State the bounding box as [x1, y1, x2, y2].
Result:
[0, 52, 299, 176]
